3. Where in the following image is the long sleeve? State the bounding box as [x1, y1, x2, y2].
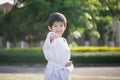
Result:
[43, 32, 55, 49]
[43, 32, 56, 61]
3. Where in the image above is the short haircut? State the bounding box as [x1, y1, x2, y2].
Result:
[48, 12, 67, 27]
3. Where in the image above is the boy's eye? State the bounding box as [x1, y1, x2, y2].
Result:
[60, 25, 63, 27]
[54, 26, 57, 27]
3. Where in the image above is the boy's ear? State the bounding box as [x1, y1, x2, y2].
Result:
[64, 27, 66, 30]
[48, 26, 52, 31]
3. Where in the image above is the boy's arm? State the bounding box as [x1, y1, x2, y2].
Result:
[43, 32, 58, 49]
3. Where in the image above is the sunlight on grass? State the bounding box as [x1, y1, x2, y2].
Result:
[0, 77, 44, 80]
[0, 77, 120, 80]
[72, 78, 120, 80]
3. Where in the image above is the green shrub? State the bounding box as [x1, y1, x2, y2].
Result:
[71, 51, 120, 64]
[0, 48, 46, 63]
[71, 46, 120, 51]
[0, 48, 120, 64]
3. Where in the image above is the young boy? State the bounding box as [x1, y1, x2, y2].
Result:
[43, 12, 74, 80]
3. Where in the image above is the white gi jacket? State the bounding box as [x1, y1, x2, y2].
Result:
[43, 32, 74, 80]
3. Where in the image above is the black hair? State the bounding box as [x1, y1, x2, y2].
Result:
[48, 12, 67, 27]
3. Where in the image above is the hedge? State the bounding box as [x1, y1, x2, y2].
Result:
[0, 47, 120, 64]
[71, 46, 120, 51]
[0, 48, 46, 63]
[71, 51, 120, 64]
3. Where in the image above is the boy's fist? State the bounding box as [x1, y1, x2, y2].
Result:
[65, 61, 72, 67]
[50, 33, 59, 41]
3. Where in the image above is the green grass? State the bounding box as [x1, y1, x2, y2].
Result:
[0, 48, 120, 64]
[0, 77, 119, 80]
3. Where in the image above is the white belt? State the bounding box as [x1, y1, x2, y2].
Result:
[48, 61, 74, 73]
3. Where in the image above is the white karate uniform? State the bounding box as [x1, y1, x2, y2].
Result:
[43, 32, 74, 80]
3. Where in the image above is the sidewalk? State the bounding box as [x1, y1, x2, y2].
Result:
[72, 67, 120, 79]
[0, 64, 120, 79]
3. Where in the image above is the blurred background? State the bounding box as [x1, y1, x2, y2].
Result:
[0, 0, 120, 48]
[0, 0, 120, 80]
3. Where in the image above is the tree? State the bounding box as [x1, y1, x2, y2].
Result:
[96, 0, 120, 46]
[0, 0, 51, 43]
[0, 8, 4, 36]
[0, 0, 119, 46]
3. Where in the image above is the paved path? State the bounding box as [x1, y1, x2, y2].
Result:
[72, 67, 120, 79]
[0, 65, 120, 79]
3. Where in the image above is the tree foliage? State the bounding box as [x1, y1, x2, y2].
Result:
[0, 0, 119, 45]
[96, 0, 120, 45]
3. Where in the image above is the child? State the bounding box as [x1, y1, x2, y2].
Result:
[43, 12, 74, 80]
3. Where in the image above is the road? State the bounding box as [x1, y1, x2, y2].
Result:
[0, 64, 120, 79]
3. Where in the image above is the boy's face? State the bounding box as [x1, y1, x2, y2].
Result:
[48, 21, 66, 36]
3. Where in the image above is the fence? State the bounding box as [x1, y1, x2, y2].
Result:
[0, 40, 44, 49]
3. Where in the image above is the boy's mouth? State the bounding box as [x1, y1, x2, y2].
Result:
[56, 31, 62, 33]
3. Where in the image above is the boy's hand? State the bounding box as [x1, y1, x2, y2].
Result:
[50, 33, 59, 42]
[65, 61, 72, 67]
